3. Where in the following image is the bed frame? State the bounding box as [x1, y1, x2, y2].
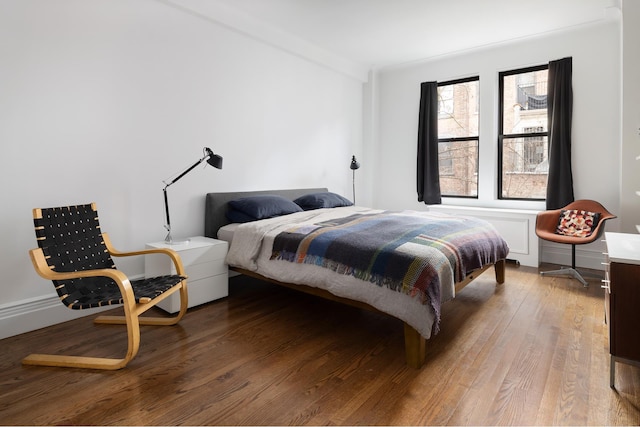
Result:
[205, 188, 506, 368]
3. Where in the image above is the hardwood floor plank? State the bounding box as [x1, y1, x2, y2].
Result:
[1, 265, 639, 425]
[447, 269, 536, 425]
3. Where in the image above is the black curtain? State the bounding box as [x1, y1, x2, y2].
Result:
[546, 57, 574, 209]
[417, 81, 441, 204]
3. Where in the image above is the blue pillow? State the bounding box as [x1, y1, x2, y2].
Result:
[294, 192, 353, 210]
[228, 195, 303, 220]
[226, 207, 258, 223]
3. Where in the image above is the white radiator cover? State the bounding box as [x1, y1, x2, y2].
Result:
[428, 205, 540, 267]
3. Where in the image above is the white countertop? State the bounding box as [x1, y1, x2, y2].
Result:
[605, 232, 640, 265]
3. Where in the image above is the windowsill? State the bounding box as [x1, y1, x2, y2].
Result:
[437, 197, 545, 212]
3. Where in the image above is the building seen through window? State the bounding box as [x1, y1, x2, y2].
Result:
[437, 77, 479, 198]
[499, 65, 549, 200]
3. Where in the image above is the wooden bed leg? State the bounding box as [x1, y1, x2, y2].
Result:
[404, 323, 426, 369]
[495, 259, 506, 284]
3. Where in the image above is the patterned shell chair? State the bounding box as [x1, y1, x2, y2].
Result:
[535, 199, 616, 286]
[24, 203, 188, 370]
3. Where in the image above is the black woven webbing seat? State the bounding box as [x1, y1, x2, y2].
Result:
[24, 203, 189, 370]
[53, 274, 184, 309]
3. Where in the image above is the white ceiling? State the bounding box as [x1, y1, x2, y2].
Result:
[168, 0, 620, 79]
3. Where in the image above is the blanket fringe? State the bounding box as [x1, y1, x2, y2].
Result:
[272, 250, 443, 334]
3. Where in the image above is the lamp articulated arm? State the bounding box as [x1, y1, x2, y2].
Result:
[163, 147, 223, 244]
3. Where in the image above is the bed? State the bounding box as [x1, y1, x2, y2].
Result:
[204, 188, 508, 368]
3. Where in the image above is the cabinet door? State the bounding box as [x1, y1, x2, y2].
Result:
[609, 262, 640, 361]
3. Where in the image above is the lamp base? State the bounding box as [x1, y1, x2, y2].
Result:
[164, 237, 191, 245]
[164, 231, 190, 246]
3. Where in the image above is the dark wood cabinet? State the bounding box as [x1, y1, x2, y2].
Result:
[604, 232, 640, 388]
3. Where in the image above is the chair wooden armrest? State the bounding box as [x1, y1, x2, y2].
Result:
[102, 233, 186, 276]
[30, 247, 122, 282]
[29, 247, 134, 294]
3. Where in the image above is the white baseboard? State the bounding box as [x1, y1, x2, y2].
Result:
[0, 293, 114, 340]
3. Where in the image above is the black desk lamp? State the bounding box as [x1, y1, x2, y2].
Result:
[350, 155, 360, 204]
[163, 147, 223, 244]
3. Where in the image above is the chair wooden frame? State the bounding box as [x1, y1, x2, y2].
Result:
[23, 204, 189, 370]
[535, 199, 616, 286]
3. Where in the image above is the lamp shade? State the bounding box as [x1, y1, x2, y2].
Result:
[350, 155, 360, 170]
[205, 147, 223, 169]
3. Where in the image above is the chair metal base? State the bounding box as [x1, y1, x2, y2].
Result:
[540, 266, 589, 287]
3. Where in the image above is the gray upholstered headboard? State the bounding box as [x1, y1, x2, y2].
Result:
[204, 188, 328, 239]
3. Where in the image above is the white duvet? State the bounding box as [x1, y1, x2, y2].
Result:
[224, 206, 463, 339]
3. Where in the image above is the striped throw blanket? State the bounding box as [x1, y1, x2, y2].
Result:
[271, 211, 509, 333]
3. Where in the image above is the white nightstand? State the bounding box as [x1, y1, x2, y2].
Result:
[145, 236, 228, 313]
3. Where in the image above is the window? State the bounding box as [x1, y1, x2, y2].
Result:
[498, 65, 548, 200]
[437, 77, 479, 198]
[438, 85, 454, 118]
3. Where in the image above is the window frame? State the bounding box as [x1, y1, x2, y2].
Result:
[437, 75, 480, 199]
[498, 64, 549, 201]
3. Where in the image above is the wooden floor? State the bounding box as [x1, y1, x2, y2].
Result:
[1, 264, 639, 425]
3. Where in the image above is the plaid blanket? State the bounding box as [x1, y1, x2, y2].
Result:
[271, 211, 509, 333]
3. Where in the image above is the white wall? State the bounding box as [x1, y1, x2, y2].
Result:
[620, 0, 640, 233]
[0, 0, 364, 338]
[368, 19, 622, 268]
